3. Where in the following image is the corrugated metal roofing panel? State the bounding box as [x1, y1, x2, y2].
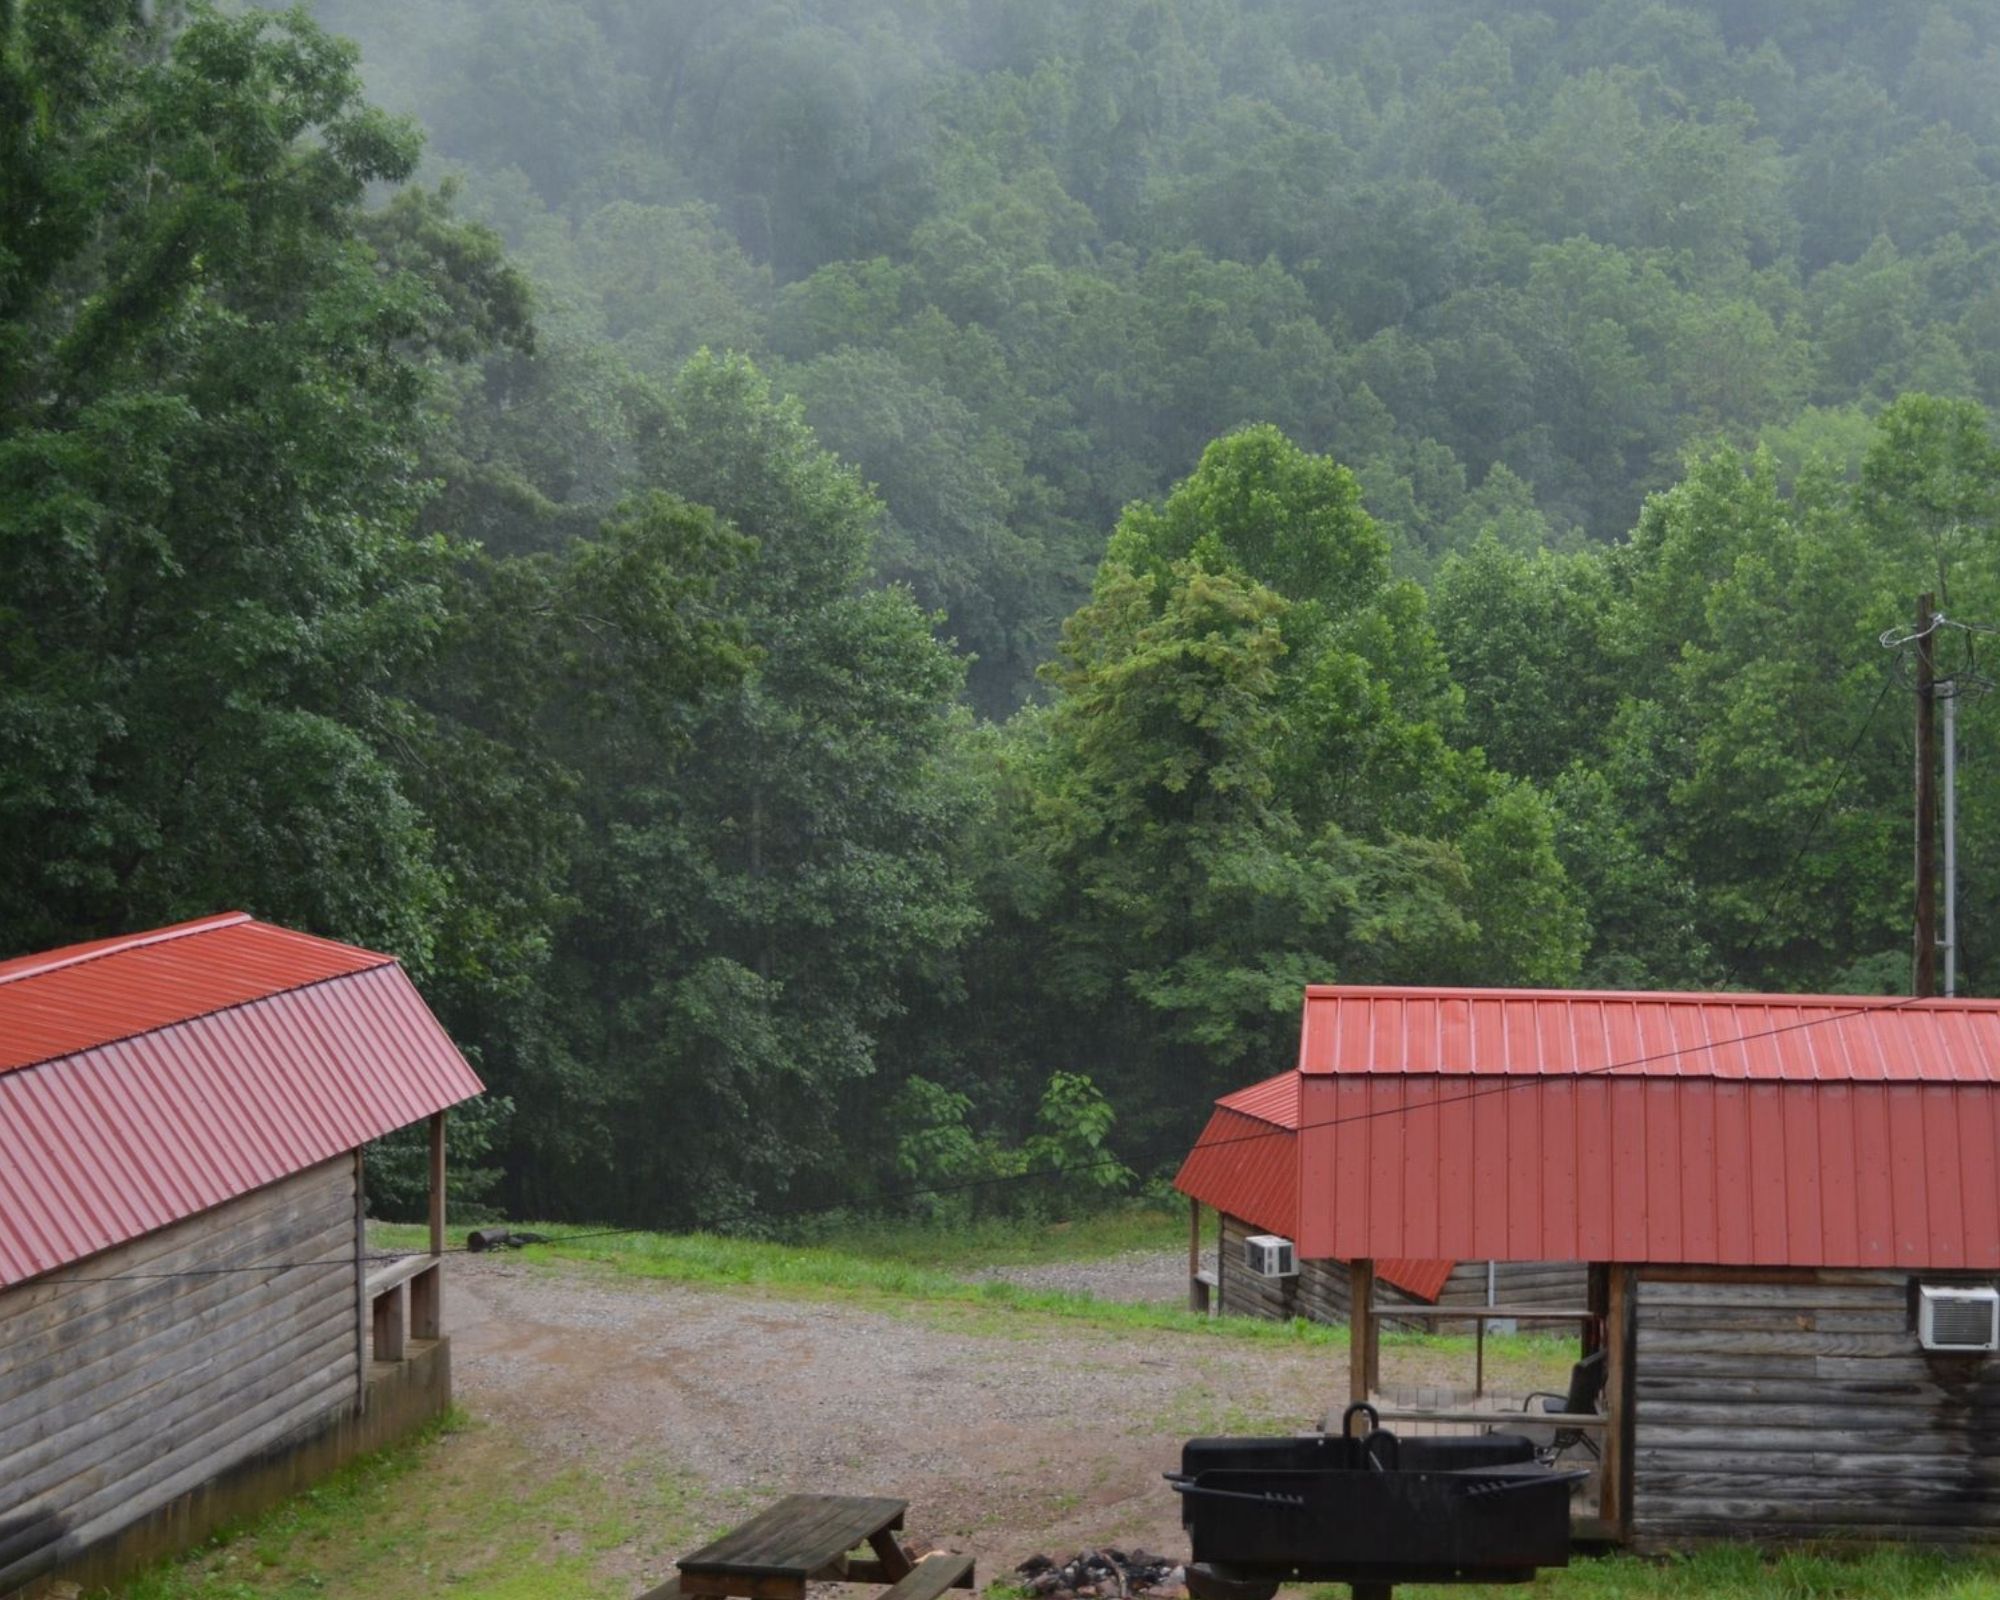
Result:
[1378, 1258, 1456, 1303]
[1217, 1071, 1302, 1128]
[1175, 1106, 1296, 1237]
[1236, 984, 2000, 1270]
[1292, 1069, 2000, 1270]
[1175, 1086, 1453, 1300]
[1297, 986, 2000, 1081]
[0, 913, 390, 1074]
[0, 933, 483, 1287]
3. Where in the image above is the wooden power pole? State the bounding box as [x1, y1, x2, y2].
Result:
[1915, 593, 1939, 998]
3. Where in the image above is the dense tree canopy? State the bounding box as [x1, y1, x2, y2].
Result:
[309, 0, 2000, 715]
[9, 0, 2000, 1226]
[1, 1, 505, 960]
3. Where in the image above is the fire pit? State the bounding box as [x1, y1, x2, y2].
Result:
[1168, 1405, 1585, 1600]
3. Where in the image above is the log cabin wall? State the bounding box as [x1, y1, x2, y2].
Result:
[1218, 1213, 1353, 1323]
[1630, 1266, 2000, 1546]
[0, 1159, 361, 1594]
[1216, 1214, 1585, 1330]
[1216, 1217, 1416, 1327]
[1435, 1261, 1589, 1310]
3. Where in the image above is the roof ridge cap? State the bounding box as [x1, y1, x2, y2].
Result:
[1301, 984, 1994, 1007]
[0, 912, 252, 989]
[0, 960, 402, 1075]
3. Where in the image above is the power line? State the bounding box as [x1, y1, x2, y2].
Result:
[35, 986, 1945, 1292]
[23, 662, 1943, 1293]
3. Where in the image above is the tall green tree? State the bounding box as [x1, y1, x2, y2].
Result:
[1594, 404, 2000, 991]
[1001, 430, 1584, 1128]
[0, 0, 527, 961]
[510, 356, 983, 1224]
[301, 0, 2000, 708]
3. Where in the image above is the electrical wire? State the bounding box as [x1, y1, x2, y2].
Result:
[1882, 611, 2000, 695]
[1880, 613, 2000, 651]
[18, 659, 1947, 1293]
[37, 985, 1947, 1292]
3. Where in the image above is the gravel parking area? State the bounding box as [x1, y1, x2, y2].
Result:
[447, 1253, 1319, 1587]
[966, 1248, 1214, 1303]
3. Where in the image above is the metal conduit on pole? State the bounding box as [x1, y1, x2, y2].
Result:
[1916, 594, 1939, 1000]
[1945, 684, 1959, 997]
[1885, 600, 1996, 999]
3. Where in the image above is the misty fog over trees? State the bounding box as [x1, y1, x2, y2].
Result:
[7, 0, 2000, 1225]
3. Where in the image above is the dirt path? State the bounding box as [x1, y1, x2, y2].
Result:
[446, 1255, 1334, 1587]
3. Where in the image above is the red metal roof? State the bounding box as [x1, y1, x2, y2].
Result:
[1373, 1259, 1453, 1303]
[1177, 1100, 1298, 1236]
[0, 912, 391, 1074]
[1298, 985, 2000, 1080]
[0, 916, 482, 1286]
[1291, 985, 2000, 1270]
[1176, 1073, 1453, 1301]
[1218, 1071, 1302, 1127]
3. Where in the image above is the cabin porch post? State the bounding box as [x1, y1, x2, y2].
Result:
[1349, 1258, 1375, 1406]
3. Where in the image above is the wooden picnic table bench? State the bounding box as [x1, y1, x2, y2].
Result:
[639, 1494, 975, 1600]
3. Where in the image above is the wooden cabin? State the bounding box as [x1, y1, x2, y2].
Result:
[0, 914, 483, 1596]
[1177, 1071, 1585, 1326]
[1180, 984, 2000, 1549]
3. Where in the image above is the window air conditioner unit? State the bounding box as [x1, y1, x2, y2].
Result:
[1244, 1234, 1297, 1279]
[1918, 1285, 2000, 1352]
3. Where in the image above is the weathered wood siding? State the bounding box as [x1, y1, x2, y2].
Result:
[1631, 1268, 2000, 1545]
[1216, 1219, 1493, 1329]
[0, 1159, 361, 1593]
[1436, 1260, 1588, 1310]
[1215, 1215, 1584, 1328]
[1217, 1213, 1352, 1323]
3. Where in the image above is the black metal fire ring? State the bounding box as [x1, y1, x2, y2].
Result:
[1185, 1563, 1280, 1600]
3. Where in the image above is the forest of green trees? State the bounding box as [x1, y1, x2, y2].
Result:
[7, 0, 2000, 1225]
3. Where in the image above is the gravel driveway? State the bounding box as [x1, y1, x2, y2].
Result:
[447, 1252, 1322, 1586]
[966, 1248, 1215, 1303]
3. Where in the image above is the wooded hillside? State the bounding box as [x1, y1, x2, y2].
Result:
[6, 0, 2000, 1225]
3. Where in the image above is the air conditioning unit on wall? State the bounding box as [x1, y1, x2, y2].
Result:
[1244, 1234, 1297, 1279]
[1919, 1285, 2000, 1351]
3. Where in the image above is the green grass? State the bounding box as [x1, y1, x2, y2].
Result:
[371, 1213, 1576, 1384]
[431, 1218, 1351, 1343]
[111, 1409, 709, 1600]
[110, 1217, 2000, 1600]
[1326, 1544, 2000, 1600]
[372, 1203, 1186, 1272]
[791, 1204, 1190, 1268]
[108, 1414, 2000, 1600]
[107, 1410, 2000, 1600]
[1143, 1379, 1303, 1438]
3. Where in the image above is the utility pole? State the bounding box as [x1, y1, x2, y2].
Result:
[1886, 601, 1992, 998]
[1914, 594, 1939, 999]
[1944, 683, 1959, 996]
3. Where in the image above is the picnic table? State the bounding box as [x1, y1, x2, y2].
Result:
[639, 1494, 976, 1600]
